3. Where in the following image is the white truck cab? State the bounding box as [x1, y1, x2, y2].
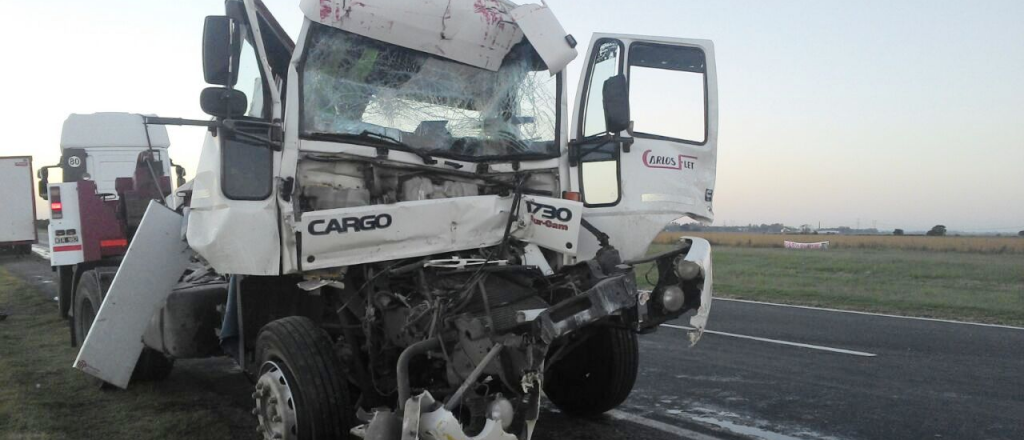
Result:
[76, 2, 718, 439]
[42, 113, 175, 198]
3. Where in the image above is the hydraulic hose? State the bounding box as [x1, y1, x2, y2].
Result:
[397, 337, 443, 411]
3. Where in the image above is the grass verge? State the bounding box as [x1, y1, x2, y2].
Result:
[638, 244, 1024, 326]
[0, 268, 238, 440]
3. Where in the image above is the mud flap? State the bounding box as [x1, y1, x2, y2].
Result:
[73, 201, 191, 388]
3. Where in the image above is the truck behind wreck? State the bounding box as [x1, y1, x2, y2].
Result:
[69, 1, 719, 439]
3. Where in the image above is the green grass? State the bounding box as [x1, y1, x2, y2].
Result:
[639, 245, 1024, 326]
[0, 268, 236, 440]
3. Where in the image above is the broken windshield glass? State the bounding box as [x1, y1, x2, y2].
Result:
[300, 23, 558, 161]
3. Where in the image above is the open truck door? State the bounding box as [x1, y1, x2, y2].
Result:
[570, 34, 717, 261]
[186, 0, 294, 276]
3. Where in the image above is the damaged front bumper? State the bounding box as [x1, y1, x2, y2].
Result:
[356, 238, 714, 440]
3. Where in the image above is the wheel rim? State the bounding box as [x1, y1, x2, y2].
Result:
[254, 361, 299, 440]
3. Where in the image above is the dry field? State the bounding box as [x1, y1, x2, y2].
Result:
[655, 231, 1024, 254]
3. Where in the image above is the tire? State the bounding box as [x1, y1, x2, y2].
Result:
[543, 326, 639, 416]
[73, 270, 174, 387]
[58, 266, 73, 319]
[73, 272, 113, 389]
[254, 316, 356, 440]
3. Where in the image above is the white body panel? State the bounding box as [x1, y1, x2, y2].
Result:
[298, 196, 511, 269]
[301, 0, 576, 75]
[570, 34, 718, 261]
[508, 3, 578, 74]
[47, 182, 85, 266]
[0, 157, 36, 244]
[303, 0, 523, 72]
[296, 194, 581, 270]
[186, 134, 280, 275]
[74, 202, 191, 388]
[681, 237, 713, 341]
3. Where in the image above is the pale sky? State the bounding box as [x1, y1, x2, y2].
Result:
[2, 0, 1022, 232]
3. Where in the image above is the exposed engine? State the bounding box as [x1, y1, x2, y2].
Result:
[281, 154, 667, 438]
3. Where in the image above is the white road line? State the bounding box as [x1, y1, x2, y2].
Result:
[661, 324, 877, 357]
[607, 409, 726, 440]
[716, 297, 1024, 331]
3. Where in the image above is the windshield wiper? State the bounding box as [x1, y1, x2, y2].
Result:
[354, 130, 438, 165]
[305, 131, 438, 165]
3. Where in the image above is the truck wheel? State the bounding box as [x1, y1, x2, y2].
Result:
[543, 326, 639, 416]
[58, 266, 73, 319]
[254, 316, 356, 440]
[73, 272, 113, 389]
[74, 270, 174, 386]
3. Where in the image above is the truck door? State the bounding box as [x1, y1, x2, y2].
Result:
[186, 0, 292, 275]
[569, 34, 717, 261]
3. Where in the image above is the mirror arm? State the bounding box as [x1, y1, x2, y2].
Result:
[144, 116, 220, 128]
[568, 133, 634, 166]
[221, 120, 283, 151]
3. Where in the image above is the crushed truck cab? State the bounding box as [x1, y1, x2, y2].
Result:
[75, 1, 718, 439]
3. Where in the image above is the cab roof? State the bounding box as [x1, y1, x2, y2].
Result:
[60, 113, 170, 151]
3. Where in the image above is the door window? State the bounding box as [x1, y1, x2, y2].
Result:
[578, 141, 620, 206]
[233, 36, 267, 118]
[221, 26, 273, 201]
[581, 40, 623, 138]
[628, 43, 707, 144]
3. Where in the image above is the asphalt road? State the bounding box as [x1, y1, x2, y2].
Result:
[628, 300, 1024, 440]
[4, 254, 1022, 439]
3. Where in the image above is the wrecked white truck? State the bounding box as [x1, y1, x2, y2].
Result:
[73, 0, 717, 439]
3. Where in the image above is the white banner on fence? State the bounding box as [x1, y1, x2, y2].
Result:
[784, 241, 830, 250]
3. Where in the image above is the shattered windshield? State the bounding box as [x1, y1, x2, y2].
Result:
[300, 23, 558, 161]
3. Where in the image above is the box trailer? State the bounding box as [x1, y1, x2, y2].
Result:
[0, 156, 37, 255]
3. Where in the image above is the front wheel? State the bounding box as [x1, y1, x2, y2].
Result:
[544, 326, 639, 416]
[254, 316, 356, 440]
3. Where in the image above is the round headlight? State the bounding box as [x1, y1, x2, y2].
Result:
[675, 259, 702, 281]
[661, 285, 686, 312]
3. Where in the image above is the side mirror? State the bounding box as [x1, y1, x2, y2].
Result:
[174, 164, 187, 187]
[200, 87, 248, 118]
[602, 74, 631, 134]
[203, 16, 237, 86]
[37, 167, 50, 200]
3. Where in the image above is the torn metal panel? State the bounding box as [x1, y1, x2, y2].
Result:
[509, 3, 578, 74]
[681, 236, 713, 344]
[301, 0, 524, 72]
[73, 202, 191, 388]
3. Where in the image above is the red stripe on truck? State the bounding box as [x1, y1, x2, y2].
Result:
[100, 239, 128, 248]
[53, 245, 83, 252]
